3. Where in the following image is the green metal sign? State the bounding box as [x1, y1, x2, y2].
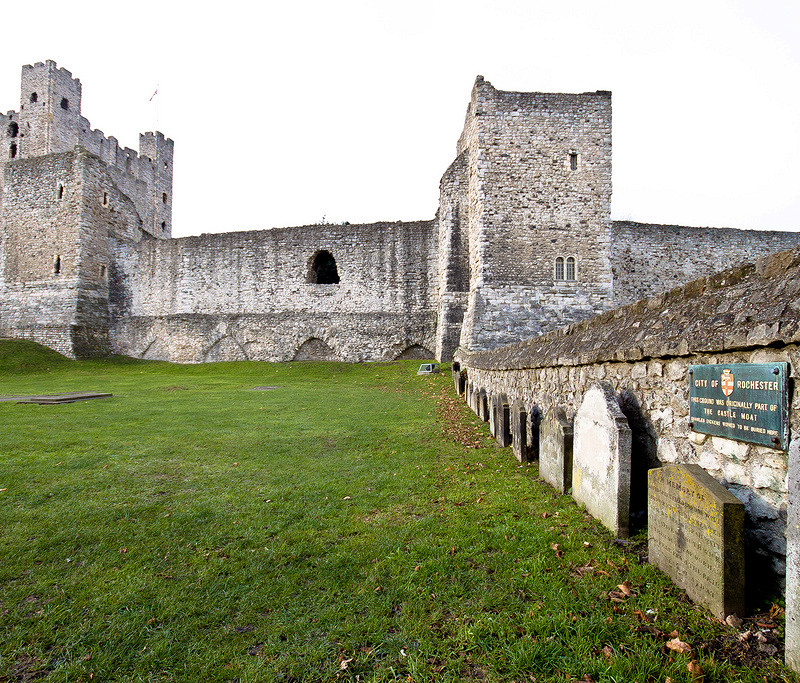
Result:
[689, 363, 789, 451]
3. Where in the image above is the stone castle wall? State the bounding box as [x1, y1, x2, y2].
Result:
[611, 221, 800, 306]
[3, 62, 800, 365]
[455, 247, 800, 589]
[108, 220, 438, 362]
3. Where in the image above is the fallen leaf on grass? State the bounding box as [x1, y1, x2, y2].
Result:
[769, 602, 785, 619]
[339, 657, 353, 671]
[601, 645, 613, 660]
[687, 660, 704, 681]
[617, 580, 636, 597]
[666, 637, 692, 655]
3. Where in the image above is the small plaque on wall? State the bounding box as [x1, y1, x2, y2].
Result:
[689, 363, 789, 450]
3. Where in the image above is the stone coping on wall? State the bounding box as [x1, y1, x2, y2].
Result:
[455, 247, 800, 371]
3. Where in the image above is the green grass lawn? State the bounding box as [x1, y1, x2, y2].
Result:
[0, 340, 794, 682]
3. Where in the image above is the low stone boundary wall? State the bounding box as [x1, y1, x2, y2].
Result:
[454, 247, 800, 595]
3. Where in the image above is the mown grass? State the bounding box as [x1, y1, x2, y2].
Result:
[0, 340, 794, 682]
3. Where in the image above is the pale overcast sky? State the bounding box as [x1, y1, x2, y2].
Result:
[0, 0, 798, 237]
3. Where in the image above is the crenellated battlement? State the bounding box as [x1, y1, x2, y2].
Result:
[3, 60, 173, 238]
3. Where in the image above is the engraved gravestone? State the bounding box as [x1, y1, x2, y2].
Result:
[786, 440, 800, 672]
[572, 382, 632, 537]
[511, 400, 531, 462]
[489, 394, 498, 437]
[648, 464, 745, 619]
[539, 406, 573, 494]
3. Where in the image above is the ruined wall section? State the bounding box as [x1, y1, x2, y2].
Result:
[8, 60, 172, 239]
[457, 79, 614, 353]
[456, 247, 800, 587]
[109, 220, 438, 362]
[611, 220, 800, 306]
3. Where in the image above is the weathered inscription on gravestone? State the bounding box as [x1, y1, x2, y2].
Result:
[689, 363, 788, 450]
[539, 406, 573, 494]
[648, 464, 744, 619]
[573, 382, 632, 538]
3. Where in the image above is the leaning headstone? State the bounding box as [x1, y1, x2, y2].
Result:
[572, 382, 632, 538]
[511, 400, 531, 462]
[539, 406, 573, 494]
[786, 440, 800, 673]
[648, 464, 745, 620]
[495, 395, 511, 447]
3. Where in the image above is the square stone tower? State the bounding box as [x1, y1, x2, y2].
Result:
[436, 77, 614, 358]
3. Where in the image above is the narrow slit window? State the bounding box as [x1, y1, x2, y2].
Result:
[162, 192, 168, 204]
[102, 192, 109, 206]
[54, 256, 61, 275]
[566, 257, 576, 281]
[554, 257, 564, 280]
[56, 183, 64, 200]
[29, 92, 38, 103]
[9, 142, 17, 159]
[569, 153, 578, 171]
[99, 265, 106, 278]
[161, 221, 167, 232]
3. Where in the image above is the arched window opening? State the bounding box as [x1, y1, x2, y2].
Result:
[60, 97, 69, 110]
[161, 221, 167, 232]
[54, 255, 61, 275]
[554, 257, 564, 280]
[29, 92, 38, 103]
[8, 121, 18, 138]
[309, 250, 340, 285]
[566, 257, 576, 281]
[162, 192, 168, 204]
[9, 143, 17, 159]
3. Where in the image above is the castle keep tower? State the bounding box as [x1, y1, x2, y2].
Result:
[435, 77, 614, 359]
[0, 60, 174, 357]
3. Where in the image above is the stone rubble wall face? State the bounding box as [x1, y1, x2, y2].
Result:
[435, 150, 470, 360]
[456, 248, 800, 586]
[611, 221, 800, 306]
[108, 220, 438, 362]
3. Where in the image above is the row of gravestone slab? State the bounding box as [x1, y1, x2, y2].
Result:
[453, 364, 745, 623]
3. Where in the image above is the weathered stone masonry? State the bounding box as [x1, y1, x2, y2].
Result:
[455, 247, 800, 590]
[2, 60, 800, 363]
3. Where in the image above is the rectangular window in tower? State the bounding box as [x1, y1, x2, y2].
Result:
[569, 153, 578, 171]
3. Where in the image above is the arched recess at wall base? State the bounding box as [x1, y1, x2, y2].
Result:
[204, 336, 248, 362]
[292, 337, 338, 361]
[394, 344, 435, 360]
